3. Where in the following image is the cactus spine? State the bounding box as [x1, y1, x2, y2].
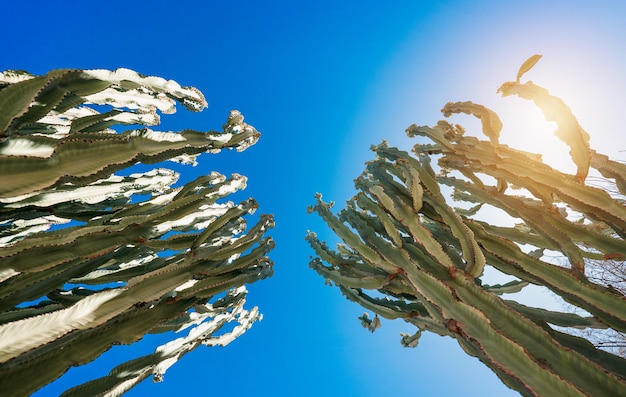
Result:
[307, 56, 626, 396]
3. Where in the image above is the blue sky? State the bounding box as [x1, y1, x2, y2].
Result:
[3, 1, 626, 396]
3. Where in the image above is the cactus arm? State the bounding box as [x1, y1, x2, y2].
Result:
[410, 121, 626, 235]
[441, 101, 503, 148]
[0, 168, 178, 208]
[515, 54, 543, 82]
[482, 280, 529, 295]
[80, 68, 206, 113]
[305, 231, 365, 269]
[0, 297, 195, 396]
[308, 195, 392, 273]
[0, 119, 259, 199]
[468, 221, 626, 331]
[0, 258, 104, 312]
[309, 257, 393, 290]
[0, 71, 73, 138]
[59, 290, 259, 397]
[68, 109, 161, 133]
[445, 177, 626, 258]
[536, 323, 626, 379]
[10, 72, 114, 134]
[400, 267, 590, 397]
[497, 72, 591, 181]
[503, 300, 606, 329]
[367, 146, 486, 277]
[0, 289, 124, 362]
[367, 182, 458, 273]
[467, 153, 626, 236]
[591, 150, 626, 196]
[449, 274, 626, 395]
[354, 191, 404, 247]
[339, 287, 438, 330]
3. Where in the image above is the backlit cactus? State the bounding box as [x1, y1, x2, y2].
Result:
[307, 56, 626, 396]
[0, 69, 274, 396]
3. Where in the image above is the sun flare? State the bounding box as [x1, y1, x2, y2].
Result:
[497, 98, 574, 174]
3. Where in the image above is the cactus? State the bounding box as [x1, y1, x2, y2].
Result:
[307, 56, 626, 396]
[0, 68, 274, 396]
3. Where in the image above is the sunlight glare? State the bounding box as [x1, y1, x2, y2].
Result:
[496, 97, 573, 174]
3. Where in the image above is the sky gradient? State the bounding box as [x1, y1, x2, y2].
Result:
[3, 1, 626, 396]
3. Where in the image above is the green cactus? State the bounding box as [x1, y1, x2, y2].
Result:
[0, 68, 274, 396]
[307, 55, 626, 396]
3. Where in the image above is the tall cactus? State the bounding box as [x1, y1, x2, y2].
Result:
[0, 68, 274, 396]
[307, 56, 626, 396]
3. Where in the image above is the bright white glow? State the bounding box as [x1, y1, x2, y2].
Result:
[130, 129, 186, 142]
[104, 377, 139, 396]
[1, 169, 178, 208]
[496, 99, 572, 173]
[82, 68, 206, 111]
[72, 254, 158, 283]
[0, 70, 34, 83]
[168, 153, 199, 165]
[0, 139, 55, 157]
[174, 279, 199, 293]
[0, 268, 19, 283]
[209, 132, 234, 143]
[85, 88, 176, 113]
[0, 289, 123, 361]
[154, 204, 232, 234]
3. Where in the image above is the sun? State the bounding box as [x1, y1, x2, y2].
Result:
[496, 96, 576, 175]
[493, 56, 595, 178]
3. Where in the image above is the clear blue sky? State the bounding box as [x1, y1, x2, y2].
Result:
[3, 1, 626, 396]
